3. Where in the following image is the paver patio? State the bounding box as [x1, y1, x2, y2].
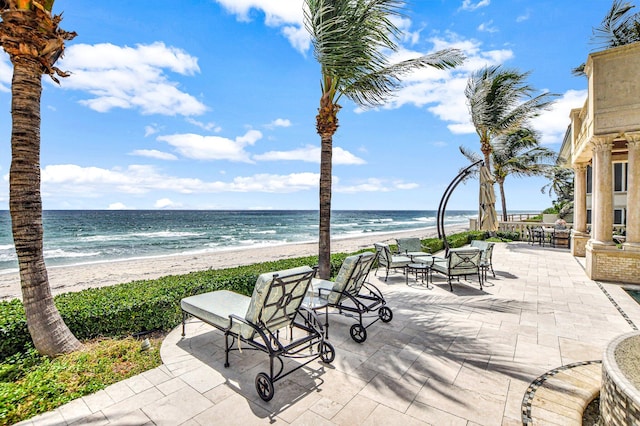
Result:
[16, 241, 640, 425]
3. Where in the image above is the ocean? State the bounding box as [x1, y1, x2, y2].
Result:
[0, 210, 477, 274]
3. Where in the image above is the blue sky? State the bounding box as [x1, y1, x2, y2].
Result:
[0, 0, 614, 211]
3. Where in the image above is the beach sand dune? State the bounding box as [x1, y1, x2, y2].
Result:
[0, 225, 467, 301]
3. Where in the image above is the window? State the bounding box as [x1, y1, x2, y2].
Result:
[614, 209, 624, 225]
[587, 209, 591, 225]
[586, 165, 592, 194]
[614, 163, 628, 192]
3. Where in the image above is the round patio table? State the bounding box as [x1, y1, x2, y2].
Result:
[406, 258, 433, 288]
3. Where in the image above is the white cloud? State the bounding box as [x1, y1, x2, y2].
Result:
[157, 129, 262, 162]
[517, 10, 531, 23]
[268, 118, 292, 128]
[155, 198, 181, 208]
[478, 20, 498, 33]
[335, 178, 419, 193]
[107, 202, 128, 210]
[40, 163, 321, 195]
[382, 33, 514, 134]
[460, 0, 490, 11]
[57, 42, 206, 116]
[130, 149, 178, 161]
[145, 125, 160, 137]
[213, 0, 309, 52]
[254, 145, 366, 165]
[532, 89, 588, 145]
[186, 117, 221, 132]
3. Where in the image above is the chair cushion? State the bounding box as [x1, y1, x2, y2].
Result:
[246, 265, 314, 334]
[181, 290, 253, 338]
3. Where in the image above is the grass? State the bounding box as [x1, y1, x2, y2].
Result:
[0, 335, 163, 425]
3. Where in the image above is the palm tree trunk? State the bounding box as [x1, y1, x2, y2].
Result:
[318, 133, 332, 279]
[9, 55, 81, 356]
[497, 178, 508, 222]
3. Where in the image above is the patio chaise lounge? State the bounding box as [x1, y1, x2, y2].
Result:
[180, 265, 335, 401]
[306, 251, 392, 343]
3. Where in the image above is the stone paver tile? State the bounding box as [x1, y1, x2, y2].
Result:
[141, 366, 173, 386]
[107, 409, 153, 426]
[250, 377, 322, 424]
[331, 394, 379, 426]
[361, 346, 414, 379]
[102, 387, 164, 423]
[358, 373, 421, 413]
[531, 389, 583, 420]
[57, 396, 92, 424]
[175, 363, 226, 394]
[25, 410, 65, 426]
[530, 405, 580, 426]
[452, 364, 510, 399]
[405, 400, 467, 426]
[81, 389, 115, 413]
[157, 376, 189, 396]
[362, 403, 428, 425]
[309, 396, 344, 420]
[69, 411, 108, 426]
[142, 384, 213, 426]
[124, 373, 155, 394]
[558, 338, 604, 364]
[290, 410, 336, 425]
[407, 351, 463, 384]
[104, 380, 136, 403]
[202, 383, 236, 405]
[414, 379, 505, 426]
[304, 367, 368, 405]
[191, 393, 273, 425]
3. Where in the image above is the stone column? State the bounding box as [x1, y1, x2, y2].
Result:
[624, 132, 640, 250]
[573, 163, 588, 234]
[590, 136, 615, 245]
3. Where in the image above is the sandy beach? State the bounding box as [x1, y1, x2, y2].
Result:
[0, 224, 467, 301]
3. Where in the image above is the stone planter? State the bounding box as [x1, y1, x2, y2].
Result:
[601, 332, 640, 425]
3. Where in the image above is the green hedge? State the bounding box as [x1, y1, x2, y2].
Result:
[0, 252, 357, 361]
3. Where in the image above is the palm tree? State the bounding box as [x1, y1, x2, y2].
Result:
[304, 0, 464, 278]
[0, 0, 82, 356]
[461, 128, 555, 221]
[573, 0, 640, 75]
[465, 65, 557, 172]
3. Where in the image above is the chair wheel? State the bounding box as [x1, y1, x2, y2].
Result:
[378, 307, 393, 323]
[255, 372, 274, 401]
[319, 341, 335, 363]
[350, 324, 367, 343]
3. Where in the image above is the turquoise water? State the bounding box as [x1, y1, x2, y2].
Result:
[0, 210, 477, 273]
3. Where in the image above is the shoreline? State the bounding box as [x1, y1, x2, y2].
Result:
[0, 224, 467, 301]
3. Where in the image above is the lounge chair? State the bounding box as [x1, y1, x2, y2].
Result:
[306, 252, 392, 343]
[470, 240, 495, 280]
[396, 237, 431, 259]
[180, 266, 334, 401]
[431, 247, 483, 291]
[374, 242, 411, 281]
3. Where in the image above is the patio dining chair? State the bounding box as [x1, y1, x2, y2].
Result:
[470, 240, 495, 281]
[180, 265, 334, 401]
[306, 251, 392, 343]
[374, 242, 411, 281]
[431, 247, 483, 291]
[396, 237, 430, 259]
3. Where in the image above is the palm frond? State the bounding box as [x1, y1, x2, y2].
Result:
[305, 0, 464, 108]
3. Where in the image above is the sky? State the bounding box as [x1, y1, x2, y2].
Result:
[0, 0, 618, 211]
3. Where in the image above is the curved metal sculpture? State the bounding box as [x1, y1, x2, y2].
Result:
[436, 159, 483, 253]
